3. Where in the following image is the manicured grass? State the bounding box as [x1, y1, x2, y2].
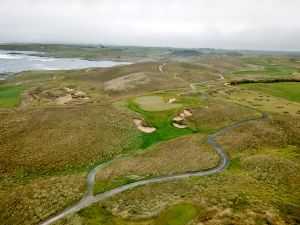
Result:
[240, 82, 300, 103]
[134, 96, 182, 111]
[233, 66, 295, 76]
[159, 203, 198, 225]
[128, 96, 198, 149]
[233, 58, 298, 76]
[0, 85, 22, 108]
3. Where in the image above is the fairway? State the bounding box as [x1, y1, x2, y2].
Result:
[160, 203, 198, 225]
[240, 82, 300, 102]
[134, 96, 182, 111]
[0, 85, 22, 108]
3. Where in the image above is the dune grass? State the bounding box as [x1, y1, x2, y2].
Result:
[1, 55, 300, 225]
[0, 104, 142, 224]
[0, 85, 22, 108]
[94, 134, 219, 195]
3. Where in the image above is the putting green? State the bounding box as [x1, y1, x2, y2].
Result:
[0, 85, 22, 108]
[134, 96, 182, 112]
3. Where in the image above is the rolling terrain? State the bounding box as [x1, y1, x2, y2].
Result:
[0, 45, 299, 225]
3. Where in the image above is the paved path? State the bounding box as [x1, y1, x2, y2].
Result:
[40, 64, 267, 225]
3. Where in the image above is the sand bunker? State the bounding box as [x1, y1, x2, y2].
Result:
[104, 73, 150, 92]
[172, 123, 187, 129]
[55, 88, 89, 105]
[133, 118, 156, 133]
[183, 109, 192, 116]
[168, 98, 176, 103]
[172, 109, 192, 121]
[172, 109, 192, 129]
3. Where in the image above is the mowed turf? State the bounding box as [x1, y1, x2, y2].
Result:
[158, 203, 198, 225]
[133, 96, 182, 111]
[240, 82, 300, 103]
[0, 85, 22, 108]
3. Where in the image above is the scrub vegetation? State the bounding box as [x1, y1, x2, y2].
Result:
[0, 44, 299, 225]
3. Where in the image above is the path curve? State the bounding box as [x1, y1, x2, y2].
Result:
[40, 63, 267, 225]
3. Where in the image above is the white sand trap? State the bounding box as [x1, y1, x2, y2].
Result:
[168, 98, 176, 103]
[183, 109, 192, 116]
[172, 122, 187, 129]
[133, 118, 156, 133]
[55, 94, 73, 105]
[172, 109, 193, 128]
[173, 116, 184, 122]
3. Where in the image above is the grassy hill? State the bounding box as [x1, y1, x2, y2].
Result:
[0, 48, 299, 225]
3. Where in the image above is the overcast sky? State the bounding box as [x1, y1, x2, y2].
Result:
[0, 0, 299, 51]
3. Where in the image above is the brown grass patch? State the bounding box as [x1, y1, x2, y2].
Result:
[187, 101, 260, 131]
[0, 173, 86, 225]
[95, 134, 219, 184]
[0, 104, 142, 176]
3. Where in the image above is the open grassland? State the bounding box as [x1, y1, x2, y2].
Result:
[94, 134, 219, 194]
[164, 61, 219, 83]
[0, 105, 142, 177]
[186, 100, 260, 131]
[208, 83, 300, 116]
[57, 164, 299, 225]
[54, 112, 300, 225]
[233, 57, 300, 77]
[216, 112, 300, 157]
[0, 85, 22, 108]
[240, 82, 300, 103]
[2, 62, 188, 108]
[0, 104, 143, 224]
[0, 54, 300, 224]
[0, 173, 86, 225]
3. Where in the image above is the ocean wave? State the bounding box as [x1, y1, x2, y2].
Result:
[0, 54, 21, 59]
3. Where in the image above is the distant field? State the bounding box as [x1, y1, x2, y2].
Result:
[240, 82, 300, 102]
[0, 85, 22, 108]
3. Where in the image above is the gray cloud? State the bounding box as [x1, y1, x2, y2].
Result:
[0, 0, 299, 51]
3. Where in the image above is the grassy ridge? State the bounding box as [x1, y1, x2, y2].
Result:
[1, 55, 299, 224]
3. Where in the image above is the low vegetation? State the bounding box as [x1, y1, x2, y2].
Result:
[0, 47, 299, 224]
[94, 134, 219, 194]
